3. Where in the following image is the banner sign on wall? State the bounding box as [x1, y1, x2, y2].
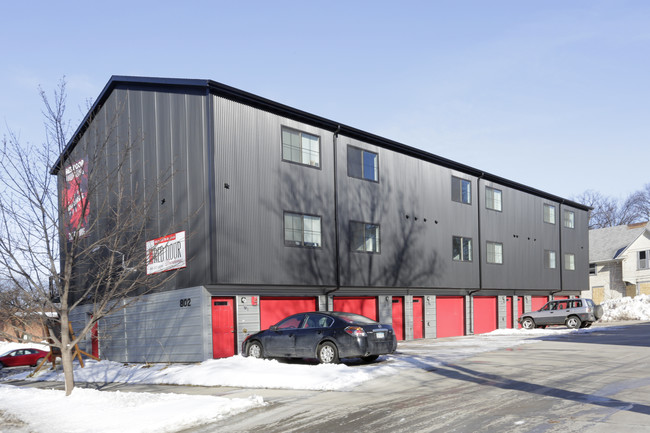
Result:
[146, 231, 186, 275]
[63, 158, 89, 241]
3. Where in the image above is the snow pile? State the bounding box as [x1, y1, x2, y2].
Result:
[600, 294, 650, 321]
[0, 384, 264, 433]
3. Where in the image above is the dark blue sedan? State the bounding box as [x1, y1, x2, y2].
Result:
[242, 311, 397, 364]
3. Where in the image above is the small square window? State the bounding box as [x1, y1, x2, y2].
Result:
[347, 146, 378, 182]
[485, 187, 502, 211]
[452, 177, 472, 204]
[284, 212, 321, 247]
[545, 250, 557, 269]
[282, 127, 320, 168]
[563, 210, 575, 229]
[486, 241, 503, 264]
[564, 253, 575, 271]
[350, 221, 380, 253]
[452, 236, 473, 261]
[589, 263, 597, 275]
[544, 204, 556, 224]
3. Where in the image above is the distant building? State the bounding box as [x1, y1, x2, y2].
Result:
[54, 76, 590, 363]
[585, 222, 650, 303]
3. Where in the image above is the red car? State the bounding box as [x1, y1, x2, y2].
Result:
[0, 348, 49, 368]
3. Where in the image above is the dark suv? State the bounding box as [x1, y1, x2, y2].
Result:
[518, 298, 603, 330]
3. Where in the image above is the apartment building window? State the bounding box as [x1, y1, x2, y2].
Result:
[284, 212, 322, 247]
[544, 204, 556, 224]
[485, 186, 502, 211]
[545, 250, 557, 269]
[639, 250, 650, 269]
[281, 127, 320, 168]
[565, 253, 575, 271]
[563, 210, 575, 228]
[452, 236, 473, 261]
[348, 146, 378, 182]
[589, 263, 597, 275]
[452, 177, 471, 204]
[350, 221, 380, 253]
[486, 241, 503, 264]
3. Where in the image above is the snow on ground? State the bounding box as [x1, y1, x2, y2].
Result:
[0, 296, 646, 433]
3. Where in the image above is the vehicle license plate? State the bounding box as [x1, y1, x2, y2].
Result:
[375, 332, 385, 339]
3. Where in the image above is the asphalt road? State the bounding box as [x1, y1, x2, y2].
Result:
[7, 322, 650, 432]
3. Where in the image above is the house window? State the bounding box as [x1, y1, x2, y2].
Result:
[282, 127, 320, 168]
[545, 250, 557, 269]
[544, 204, 556, 224]
[452, 177, 471, 204]
[485, 187, 502, 211]
[347, 146, 378, 182]
[452, 236, 473, 261]
[639, 250, 650, 269]
[350, 221, 380, 253]
[563, 210, 575, 228]
[565, 253, 575, 271]
[284, 212, 322, 247]
[589, 263, 597, 275]
[486, 241, 503, 264]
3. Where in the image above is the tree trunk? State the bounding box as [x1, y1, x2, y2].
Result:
[60, 313, 75, 396]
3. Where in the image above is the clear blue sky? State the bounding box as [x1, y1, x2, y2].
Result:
[1, 0, 648, 201]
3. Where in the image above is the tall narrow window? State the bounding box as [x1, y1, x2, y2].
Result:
[347, 146, 378, 182]
[452, 177, 471, 204]
[564, 253, 575, 271]
[639, 250, 649, 269]
[544, 204, 556, 224]
[486, 241, 503, 264]
[563, 210, 575, 228]
[452, 236, 473, 261]
[284, 212, 322, 247]
[350, 221, 380, 253]
[545, 250, 557, 269]
[282, 127, 320, 168]
[485, 187, 502, 211]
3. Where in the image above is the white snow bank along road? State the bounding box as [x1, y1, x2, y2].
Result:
[600, 294, 650, 321]
[0, 384, 265, 433]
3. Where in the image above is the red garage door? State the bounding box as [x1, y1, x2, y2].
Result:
[531, 296, 549, 312]
[413, 296, 424, 339]
[473, 296, 497, 335]
[260, 297, 317, 330]
[333, 296, 377, 321]
[436, 296, 465, 338]
[392, 297, 404, 341]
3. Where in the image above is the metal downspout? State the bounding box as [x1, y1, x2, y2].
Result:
[325, 126, 342, 307]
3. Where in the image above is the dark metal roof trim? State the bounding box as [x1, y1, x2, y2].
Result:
[52, 75, 590, 211]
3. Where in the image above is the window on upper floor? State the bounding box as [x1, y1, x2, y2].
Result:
[639, 250, 650, 270]
[281, 127, 320, 168]
[347, 146, 378, 182]
[452, 177, 471, 205]
[350, 221, 380, 253]
[485, 186, 502, 211]
[544, 204, 556, 224]
[563, 210, 575, 229]
[589, 263, 597, 275]
[452, 236, 473, 262]
[284, 212, 322, 248]
[545, 250, 557, 269]
[564, 253, 575, 271]
[486, 241, 503, 264]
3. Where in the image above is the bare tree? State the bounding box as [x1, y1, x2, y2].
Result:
[0, 78, 171, 395]
[574, 188, 648, 229]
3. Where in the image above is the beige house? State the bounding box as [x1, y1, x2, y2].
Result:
[585, 222, 650, 303]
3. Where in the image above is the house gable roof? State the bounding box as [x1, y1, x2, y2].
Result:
[589, 222, 650, 262]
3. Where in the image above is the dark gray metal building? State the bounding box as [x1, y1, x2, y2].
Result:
[56, 76, 590, 362]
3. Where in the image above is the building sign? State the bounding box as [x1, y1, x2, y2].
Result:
[63, 158, 89, 241]
[146, 231, 186, 275]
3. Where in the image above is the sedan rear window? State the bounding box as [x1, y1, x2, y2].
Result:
[331, 312, 378, 324]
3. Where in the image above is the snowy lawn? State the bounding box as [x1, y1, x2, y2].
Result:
[0, 295, 647, 433]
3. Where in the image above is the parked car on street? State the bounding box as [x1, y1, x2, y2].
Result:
[518, 298, 604, 330]
[0, 348, 49, 368]
[242, 311, 398, 364]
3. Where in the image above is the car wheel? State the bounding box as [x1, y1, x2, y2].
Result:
[566, 316, 582, 329]
[317, 342, 339, 364]
[361, 355, 379, 363]
[246, 341, 263, 359]
[521, 317, 535, 329]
